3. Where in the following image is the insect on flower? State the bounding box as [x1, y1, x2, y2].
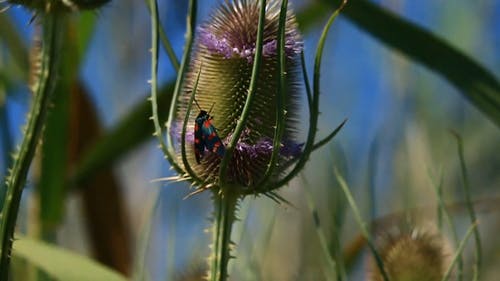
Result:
[193, 100, 225, 164]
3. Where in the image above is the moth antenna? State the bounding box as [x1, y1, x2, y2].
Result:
[193, 98, 202, 111]
[208, 102, 216, 115]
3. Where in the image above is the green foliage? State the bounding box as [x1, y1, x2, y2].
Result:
[13, 236, 127, 281]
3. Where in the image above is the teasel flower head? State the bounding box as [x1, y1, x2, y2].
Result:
[171, 0, 304, 196]
[368, 225, 450, 281]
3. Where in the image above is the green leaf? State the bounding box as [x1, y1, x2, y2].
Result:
[312, 0, 500, 126]
[12, 236, 128, 281]
[38, 12, 98, 236]
[72, 82, 175, 184]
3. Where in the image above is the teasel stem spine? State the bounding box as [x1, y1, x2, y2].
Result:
[218, 0, 267, 187]
[0, 13, 64, 280]
[208, 191, 239, 281]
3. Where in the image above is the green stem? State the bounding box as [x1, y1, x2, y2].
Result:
[165, 0, 197, 162]
[259, 0, 287, 186]
[208, 190, 239, 281]
[452, 133, 481, 281]
[441, 223, 477, 281]
[300, 176, 338, 281]
[143, 0, 180, 71]
[427, 167, 463, 281]
[0, 86, 12, 211]
[334, 167, 390, 281]
[0, 14, 62, 280]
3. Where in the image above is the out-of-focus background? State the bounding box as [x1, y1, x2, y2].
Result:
[1, 0, 499, 280]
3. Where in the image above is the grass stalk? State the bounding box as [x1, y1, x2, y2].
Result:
[427, 167, 463, 281]
[442, 223, 478, 281]
[334, 167, 390, 281]
[452, 133, 482, 281]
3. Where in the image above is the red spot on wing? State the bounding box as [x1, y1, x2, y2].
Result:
[204, 120, 211, 128]
[212, 141, 221, 152]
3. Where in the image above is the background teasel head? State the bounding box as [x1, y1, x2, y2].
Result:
[368, 225, 450, 281]
[172, 0, 303, 193]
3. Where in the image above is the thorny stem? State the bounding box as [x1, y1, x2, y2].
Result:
[0, 14, 63, 280]
[208, 190, 239, 281]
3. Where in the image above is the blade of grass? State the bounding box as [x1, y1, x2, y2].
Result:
[316, 0, 500, 127]
[452, 132, 482, 281]
[13, 236, 127, 281]
[300, 175, 339, 281]
[427, 167, 463, 281]
[38, 16, 74, 241]
[442, 223, 478, 281]
[334, 167, 390, 281]
[132, 190, 160, 281]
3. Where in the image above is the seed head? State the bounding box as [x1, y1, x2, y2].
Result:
[368, 225, 450, 281]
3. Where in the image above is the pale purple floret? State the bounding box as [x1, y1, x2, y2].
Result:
[232, 137, 302, 159]
[197, 27, 302, 62]
[197, 28, 234, 59]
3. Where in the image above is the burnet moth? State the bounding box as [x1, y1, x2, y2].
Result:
[193, 100, 225, 164]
